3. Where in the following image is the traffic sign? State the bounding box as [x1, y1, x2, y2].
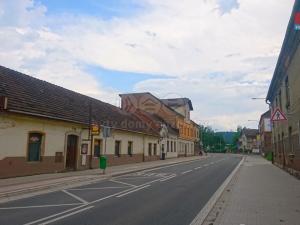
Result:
[91, 124, 100, 135]
[271, 108, 287, 122]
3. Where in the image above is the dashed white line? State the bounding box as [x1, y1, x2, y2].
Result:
[160, 175, 176, 182]
[194, 166, 202, 170]
[116, 185, 150, 198]
[181, 170, 192, 175]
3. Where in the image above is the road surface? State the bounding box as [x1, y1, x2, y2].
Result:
[0, 154, 241, 225]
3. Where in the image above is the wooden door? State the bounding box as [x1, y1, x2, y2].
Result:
[66, 135, 78, 170]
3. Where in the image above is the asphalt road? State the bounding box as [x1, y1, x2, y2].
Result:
[0, 154, 242, 225]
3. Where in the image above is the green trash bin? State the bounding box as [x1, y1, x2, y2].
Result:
[99, 156, 107, 170]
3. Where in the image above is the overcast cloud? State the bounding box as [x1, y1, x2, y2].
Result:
[0, 0, 294, 130]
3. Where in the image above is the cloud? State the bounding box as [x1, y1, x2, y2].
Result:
[0, 0, 295, 130]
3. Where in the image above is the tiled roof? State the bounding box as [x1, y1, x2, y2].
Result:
[161, 98, 193, 110]
[0, 66, 159, 136]
[242, 128, 259, 138]
[119, 92, 185, 118]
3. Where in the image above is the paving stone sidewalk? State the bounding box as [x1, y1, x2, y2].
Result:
[203, 155, 300, 225]
[0, 155, 204, 202]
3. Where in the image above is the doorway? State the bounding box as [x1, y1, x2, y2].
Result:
[66, 135, 78, 170]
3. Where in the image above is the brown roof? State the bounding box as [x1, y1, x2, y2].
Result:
[0, 66, 159, 136]
[119, 92, 185, 118]
[242, 128, 259, 138]
[161, 98, 193, 110]
[259, 110, 271, 125]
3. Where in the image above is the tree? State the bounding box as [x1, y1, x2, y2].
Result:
[232, 125, 242, 152]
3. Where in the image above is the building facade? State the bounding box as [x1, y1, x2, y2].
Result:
[266, 1, 300, 177]
[259, 110, 272, 156]
[238, 128, 259, 154]
[0, 66, 161, 178]
[119, 93, 199, 157]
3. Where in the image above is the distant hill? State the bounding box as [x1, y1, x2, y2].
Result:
[216, 132, 237, 144]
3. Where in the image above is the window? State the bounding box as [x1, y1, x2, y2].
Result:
[148, 143, 152, 156]
[174, 142, 176, 152]
[167, 141, 169, 152]
[153, 143, 157, 155]
[285, 76, 290, 108]
[288, 127, 293, 153]
[28, 132, 43, 161]
[128, 141, 133, 156]
[115, 141, 121, 157]
[93, 139, 102, 157]
[298, 121, 300, 148]
[279, 91, 282, 110]
[171, 141, 173, 152]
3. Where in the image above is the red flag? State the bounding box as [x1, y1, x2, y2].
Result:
[295, 12, 300, 24]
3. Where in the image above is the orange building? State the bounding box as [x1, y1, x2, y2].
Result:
[120, 93, 199, 157]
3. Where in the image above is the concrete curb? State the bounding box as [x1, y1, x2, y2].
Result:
[189, 156, 245, 225]
[0, 156, 204, 203]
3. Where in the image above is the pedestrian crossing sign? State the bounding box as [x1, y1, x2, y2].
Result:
[271, 108, 287, 122]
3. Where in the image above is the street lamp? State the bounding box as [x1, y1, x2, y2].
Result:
[251, 97, 266, 100]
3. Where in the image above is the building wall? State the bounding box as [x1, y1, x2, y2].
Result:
[177, 139, 195, 157]
[0, 113, 160, 178]
[271, 43, 300, 175]
[121, 93, 198, 143]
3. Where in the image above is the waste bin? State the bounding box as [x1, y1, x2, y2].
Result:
[161, 153, 166, 160]
[99, 156, 107, 169]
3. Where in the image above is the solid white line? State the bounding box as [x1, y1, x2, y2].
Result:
[68, 187, 125, 191]
[24, 204, 87, 225]
[181, 170, 192, 175]
[25, 186, 137, 225]
[0, 203, 82, 210]
[38, 206, 94, 225]
[116, 185, 150, 198]
[110, 179, 137, 187]
[189, 157, 245, 225]
[160, 175, 176, 182]
[62, 190, 88, 204]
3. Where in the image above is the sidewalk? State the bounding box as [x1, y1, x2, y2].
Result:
[0, 155, 204, 203]
[203, 155, 300, 225]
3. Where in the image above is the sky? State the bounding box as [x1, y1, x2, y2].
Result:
[0, 0, 295, 131]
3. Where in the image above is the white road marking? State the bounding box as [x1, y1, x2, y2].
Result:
[194, 166, 202, 170]
[116, 176, 153, 179]
[110, 179, 137, 187]
[160, 175, 176, 182]
[24, 204, 88, 225]
[37, 206, 94, 225]
[0, 203, 82, 210]
[68, 187, 125, 191]
[62, 190, 88, 204]
[181, 170, 192, 175]
[116, 185, 150, 198]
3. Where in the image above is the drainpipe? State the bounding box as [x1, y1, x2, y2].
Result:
[143, 135, 145, 162]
